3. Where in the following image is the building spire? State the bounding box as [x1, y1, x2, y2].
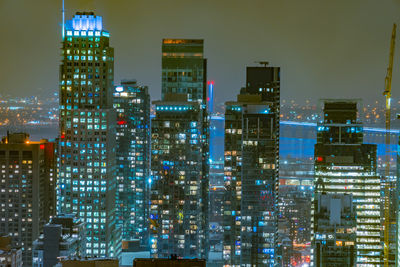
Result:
[62, 0, 65, 40]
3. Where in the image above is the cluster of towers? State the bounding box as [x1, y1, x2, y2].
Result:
[0, 11, 389, 267]
[57, 12, 282, 265]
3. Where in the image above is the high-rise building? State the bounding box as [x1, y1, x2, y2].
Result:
[58, 12, 120, 258]
[149, 39, 209, 259]
[32, 214, 85, 267]
[0, 133, 56, 266]
[161, 39, 207, 103]
[312, 100, 381, 266]
[113, 80, 151, 245]
[223, 65, 280, 266]
[150, 94, 207, 259]
[313, 193, 356, 266]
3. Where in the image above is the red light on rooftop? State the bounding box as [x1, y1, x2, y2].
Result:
[207, 97, 210, 102]
[317, 156, 323, 162]
[210, 80, 214, 85]
[40, 144, 45, 150]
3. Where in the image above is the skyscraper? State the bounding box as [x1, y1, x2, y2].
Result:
[223, 65, 280, 266]
[149, 39, 209, 258]
[58, 12, 120, 258]
[113, 80, 151, 245]
[0, 133, 55, 266]
[312, 100, 381, 266]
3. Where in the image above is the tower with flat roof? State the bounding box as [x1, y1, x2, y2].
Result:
[223, 65, 280, 266]
[113, 80, 151, 246]
[0, 133, 55, 266]
[149, 39, 209, 258]
[58, 12, 120, 258]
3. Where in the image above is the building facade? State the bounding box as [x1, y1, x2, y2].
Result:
[113, 80, 151, 245]
[312, 100, 382, 266]
[223, 66, 280, 266]
[150, 95, 207, 258]
[0, 133, 55, 267]
[313, 193, 356, 266]
[149, 39, 209, 259]
[58, 12, 120, 258]
[33, 214, 85, 267]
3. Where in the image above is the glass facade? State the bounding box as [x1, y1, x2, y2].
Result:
[113, 80, 150, 245]
[58, 12, 121, 258]
[223, 66, 280, 266]
[150, 38, 209, 259]
[150, 98, 207, 258]
[311, 100, 382, 266]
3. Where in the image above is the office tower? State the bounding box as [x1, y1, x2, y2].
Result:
[0, 235, 23, 267]
[150, 94, 207, 258]
[149, 39, 209, 259]
[223, 65, 280, 266]
[313, 193, 356, 266]
[113, 80, 151, 244]
[312, 100, 381, 266]
[58, 12, 120, 258]
[0, 133, 55, 266]
[33, 214, 85, 267]
[161, 39, 207, 103]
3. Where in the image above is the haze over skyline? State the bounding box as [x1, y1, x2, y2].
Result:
[0, 0, 399, 105]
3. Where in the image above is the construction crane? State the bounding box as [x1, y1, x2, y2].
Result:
[383, 23, 396, 267]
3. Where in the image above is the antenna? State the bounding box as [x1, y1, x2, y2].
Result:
[62, 0, 65, 40]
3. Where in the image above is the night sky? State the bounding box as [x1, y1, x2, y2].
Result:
[0, 0, 400, 105]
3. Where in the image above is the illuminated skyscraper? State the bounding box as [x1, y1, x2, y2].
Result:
[223, 65, 280, 266]
[113, 80, 151, 245]
[0, 133, 56, 267]
[312, 100, 381, 266]
[58, 12, 120, 258]
[150, 39, 209, 258]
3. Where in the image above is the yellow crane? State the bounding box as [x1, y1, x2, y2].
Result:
[383, 23, 396, 267]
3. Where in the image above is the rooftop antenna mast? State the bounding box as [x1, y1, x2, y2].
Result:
[62, 0, 65, 40]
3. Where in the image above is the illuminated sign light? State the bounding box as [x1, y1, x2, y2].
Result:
[72, 15, 103, 31]
[40, 144, 45, 150]
[115, 86, 124, 92]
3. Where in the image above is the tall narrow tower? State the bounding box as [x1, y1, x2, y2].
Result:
[312, 100, 381, 266]
[150, 39, 209, 258]
[113, 80, 151, 245]
[223, 65, 280, 266]
[58, 12, 121, 258]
